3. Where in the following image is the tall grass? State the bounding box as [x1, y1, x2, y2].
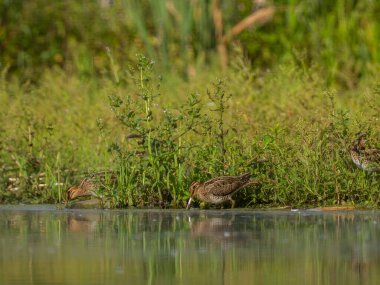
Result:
[1, 51, 378, 208]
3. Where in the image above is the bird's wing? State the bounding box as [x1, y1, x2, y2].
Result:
[204, 175, 250, 196]
[79, 178, 98, 191]
[365, 148, 380, 162]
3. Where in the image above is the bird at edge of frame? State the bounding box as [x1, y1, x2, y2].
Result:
[350, 133, 380, 173]
[186, 173, 259, 210]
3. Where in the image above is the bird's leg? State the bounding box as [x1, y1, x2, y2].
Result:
[229, 197, 235, 209]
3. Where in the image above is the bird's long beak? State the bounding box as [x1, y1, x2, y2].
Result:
[186, 197, 192, 210]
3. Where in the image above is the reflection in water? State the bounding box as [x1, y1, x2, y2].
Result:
[0, 207, 379, 285]
[189, 215, 258, 249]
[67, 213, 100, 233]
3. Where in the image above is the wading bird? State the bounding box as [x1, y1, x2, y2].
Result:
[66, 178, 99, 200]
[186, 173, 259, 209]
[350, 133, 380, 173]
[66, 171, 117, 201]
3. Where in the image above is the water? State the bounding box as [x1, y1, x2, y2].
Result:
[1, 206, 379, 285]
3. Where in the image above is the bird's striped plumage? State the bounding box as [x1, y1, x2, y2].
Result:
[66, 178, 98, 201]
[187, 173, 258, 209]
[350, 133, 380, 173]
[66, 171, 118, 201]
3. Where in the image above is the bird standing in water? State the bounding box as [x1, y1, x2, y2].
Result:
[350, 133, 380, 173]
[186, 173, 259, 209]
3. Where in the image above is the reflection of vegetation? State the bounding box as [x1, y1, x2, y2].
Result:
[0, 209, 379, 284]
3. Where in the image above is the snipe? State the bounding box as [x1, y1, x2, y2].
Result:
[186, 173, 259, 209]
[350, 133, 380, 173]
[66, 178, 99, 201]
[66, 171, 117, 201]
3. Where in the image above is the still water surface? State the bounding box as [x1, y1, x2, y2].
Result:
[0, 206, 379, 285]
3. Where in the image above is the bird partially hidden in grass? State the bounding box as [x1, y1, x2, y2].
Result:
[66, 178, 99, 201]
[350, 133, 380, 173]
[66, 171, 117, 201]
[186, 173, 259, 209]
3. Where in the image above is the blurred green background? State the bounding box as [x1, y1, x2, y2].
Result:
[2, 0, 379, 86]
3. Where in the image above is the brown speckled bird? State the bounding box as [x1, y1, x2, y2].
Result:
[186, 173, 258, 209]
[350, 133, 380, 173]
[66, 171, 117, 201]
[66, 178, 99, 201]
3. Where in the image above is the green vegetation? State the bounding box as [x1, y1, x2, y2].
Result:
[0, 1, 379, 208]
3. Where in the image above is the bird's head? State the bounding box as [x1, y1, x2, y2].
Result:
[189, 181, 201, 197]
[187, 181, 201, 210]
[66, 186, 79, 201]
[355, 133, 367, 150]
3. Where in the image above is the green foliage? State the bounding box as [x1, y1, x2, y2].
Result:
[1, 0, 380, 86]
[241, 0, 380, 87]
[0, 0, 134, 80]
[206, 79, 231, 173]
[106, 55, 207, 207]
[0, 52, 379, 208]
